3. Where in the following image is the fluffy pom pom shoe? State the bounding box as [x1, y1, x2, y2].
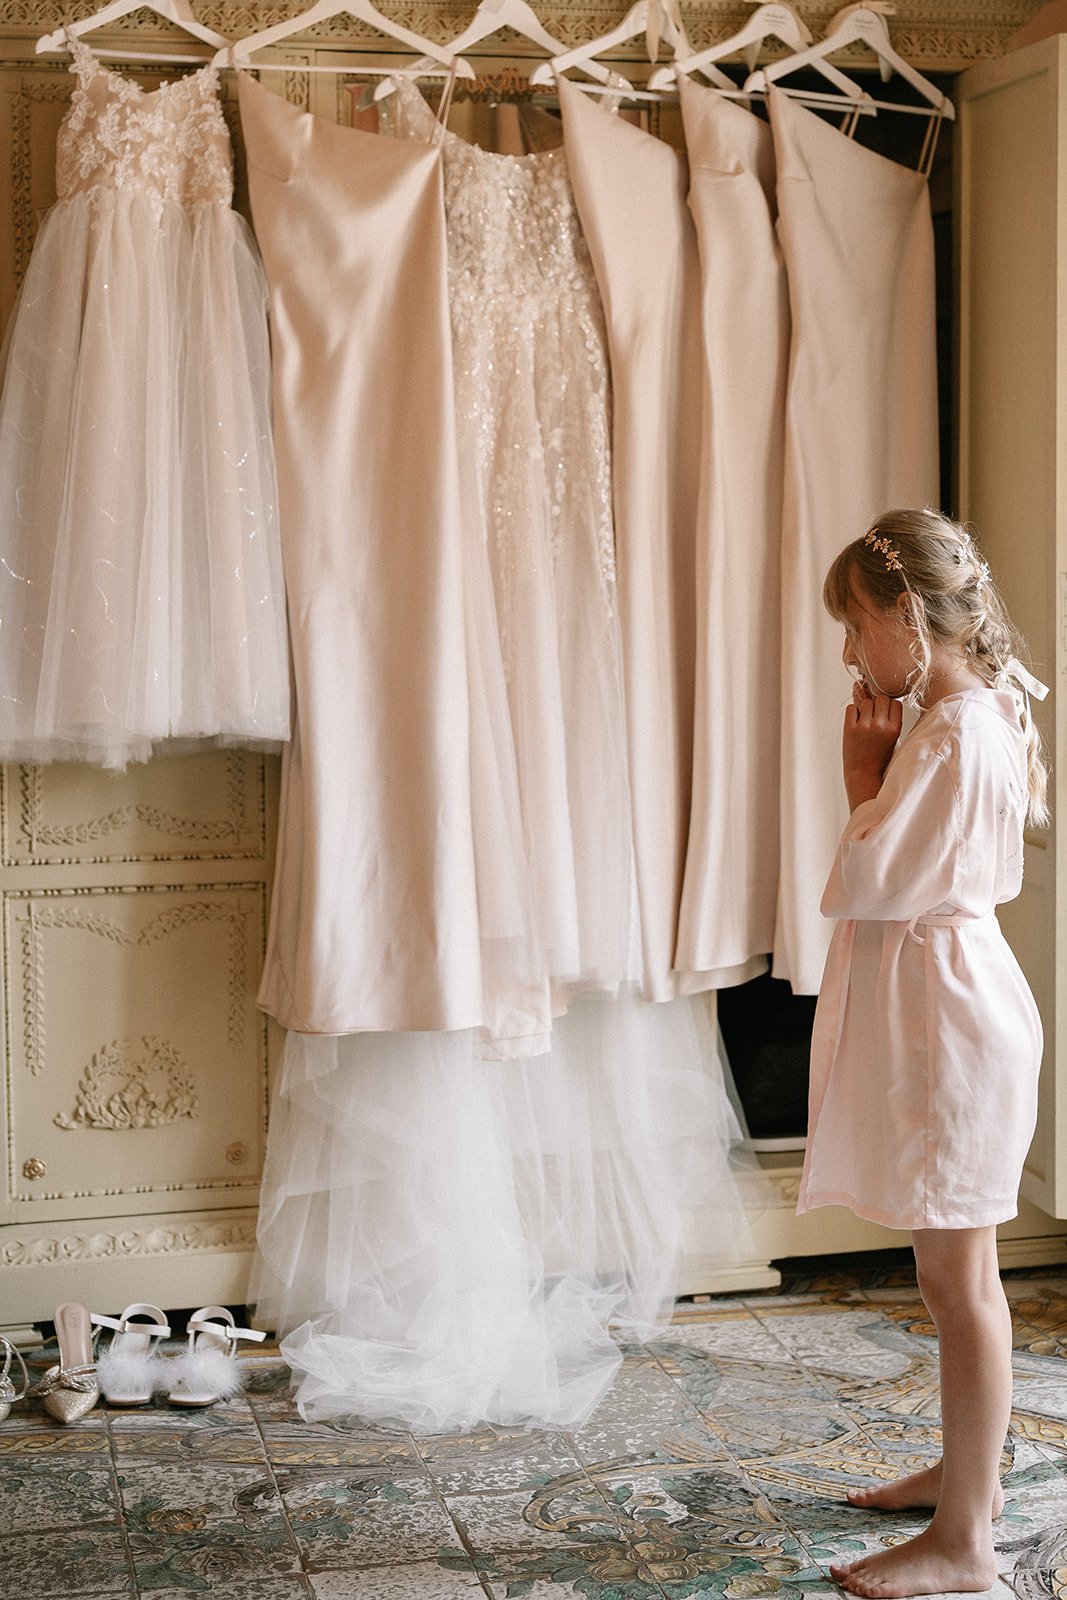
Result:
[167, 1307, 266, 1407]
[92, 1304, 170, 1407]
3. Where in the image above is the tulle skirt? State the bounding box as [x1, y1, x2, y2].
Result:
[0, 188, 290, 770]
[251, 990, 756, 1433]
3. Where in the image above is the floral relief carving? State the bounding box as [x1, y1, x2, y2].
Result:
[19, 763, 133, 851]
[130, 804, 245, 844]
[19, 902, 132, 1078]
[53, 1035, 199, 1130]
[15, 752, 255, 860]
[138, 900, 251, 1048]
[15, 893, 253, 1085]
[284, 65, 310, 108]
[769, 1172, 802, 1207]
[0, 1216, 258, 1268]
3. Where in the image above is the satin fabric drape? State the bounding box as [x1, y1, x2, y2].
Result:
[769, 88, 940, 995]
[239, 73, 484, 1035]
[558, 79, 728, 1001]
[676, 79, 788, 980]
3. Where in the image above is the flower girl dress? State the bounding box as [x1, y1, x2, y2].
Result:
[0, 42, 289, 770]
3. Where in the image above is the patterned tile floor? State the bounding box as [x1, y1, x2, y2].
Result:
[2, 1252, 1065, 1600]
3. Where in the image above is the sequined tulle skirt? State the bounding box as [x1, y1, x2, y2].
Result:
[0, 188, 290, 770]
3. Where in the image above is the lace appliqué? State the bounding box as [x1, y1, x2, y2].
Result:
[382, 85, 617, 678]
[57, 41, 232, 211]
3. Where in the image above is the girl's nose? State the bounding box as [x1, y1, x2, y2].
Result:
[842, 637, 859, 670]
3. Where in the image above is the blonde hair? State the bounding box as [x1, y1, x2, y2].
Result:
[824, 507, 1049, 828]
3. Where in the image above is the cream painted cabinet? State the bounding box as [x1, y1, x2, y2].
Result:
[0, 752, 278, 1339]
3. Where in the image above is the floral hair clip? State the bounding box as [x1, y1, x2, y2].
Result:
[864, 529, 905, 574]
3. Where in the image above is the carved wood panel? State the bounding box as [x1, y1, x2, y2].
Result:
[1, 751, 268, 864]
[3, 882, 268, 1214]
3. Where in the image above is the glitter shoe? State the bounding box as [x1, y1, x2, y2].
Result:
[34, 1302, 99, 1424]
[0, 1339, 29, 1422]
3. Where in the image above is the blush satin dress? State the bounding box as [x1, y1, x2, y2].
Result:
[770, 88, 940, 996]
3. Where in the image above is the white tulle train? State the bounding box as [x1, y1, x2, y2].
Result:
[251, 990, 755, 1433]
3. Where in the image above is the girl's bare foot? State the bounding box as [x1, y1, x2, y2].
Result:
[829, 1525, 997, 1597]
[846, 1462, 1005, 1518]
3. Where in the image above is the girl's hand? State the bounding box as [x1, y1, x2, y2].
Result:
[842, 684, 902, 811]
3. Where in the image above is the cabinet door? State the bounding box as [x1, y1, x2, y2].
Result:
[958, 34, 1067, 1217]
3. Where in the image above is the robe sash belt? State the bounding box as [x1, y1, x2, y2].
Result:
[905, 910, 997, 946]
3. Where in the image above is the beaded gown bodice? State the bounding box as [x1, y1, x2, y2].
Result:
[57, 41, 232, 207]
[426, 102, 598, 312]
[384, 80, 617, 635]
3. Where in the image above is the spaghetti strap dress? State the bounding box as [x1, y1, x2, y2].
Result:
[769, 88, 940, 995]
[675, 77, 788, 980]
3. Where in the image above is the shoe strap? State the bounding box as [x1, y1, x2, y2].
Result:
[188, 1317, 266, 1345]
[91, 1308, 171, 1338]
[0, 1340, 29, 1401]
[31, 1362, 96, 1398]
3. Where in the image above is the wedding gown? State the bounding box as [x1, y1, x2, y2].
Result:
[247, 83, 756, 1431]
[0, 42, 290, 770]
[385, 79, 633, 999]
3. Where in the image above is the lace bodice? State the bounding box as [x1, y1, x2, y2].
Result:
[385, 81, 599, 309]
[57, 41, 232, 207]
[383, 82, 616, 621]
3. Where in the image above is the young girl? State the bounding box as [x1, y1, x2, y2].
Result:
[799, 507, 1048, 1598]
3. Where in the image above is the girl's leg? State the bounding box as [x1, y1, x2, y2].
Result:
[847, 1235, 1005, 1516]
[830, 1225, 1010, 1598]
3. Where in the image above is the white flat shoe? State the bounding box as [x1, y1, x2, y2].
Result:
[167, 1307, 265, 1408]
[92, 1304, 170, 1407]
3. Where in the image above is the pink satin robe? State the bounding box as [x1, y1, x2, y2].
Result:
[799, 689, 1042, 1230]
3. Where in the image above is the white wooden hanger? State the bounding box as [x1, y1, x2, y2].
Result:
[215, 0, 475, 80]
[395, 0, 619, 91]
[529, 0, 699, 90]
[746, 3, 955, 119]
[37, 0, 228, 64]
[648, 2, 818, 94]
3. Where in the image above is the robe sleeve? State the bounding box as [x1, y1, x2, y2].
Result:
[821, 738, 961, 922]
